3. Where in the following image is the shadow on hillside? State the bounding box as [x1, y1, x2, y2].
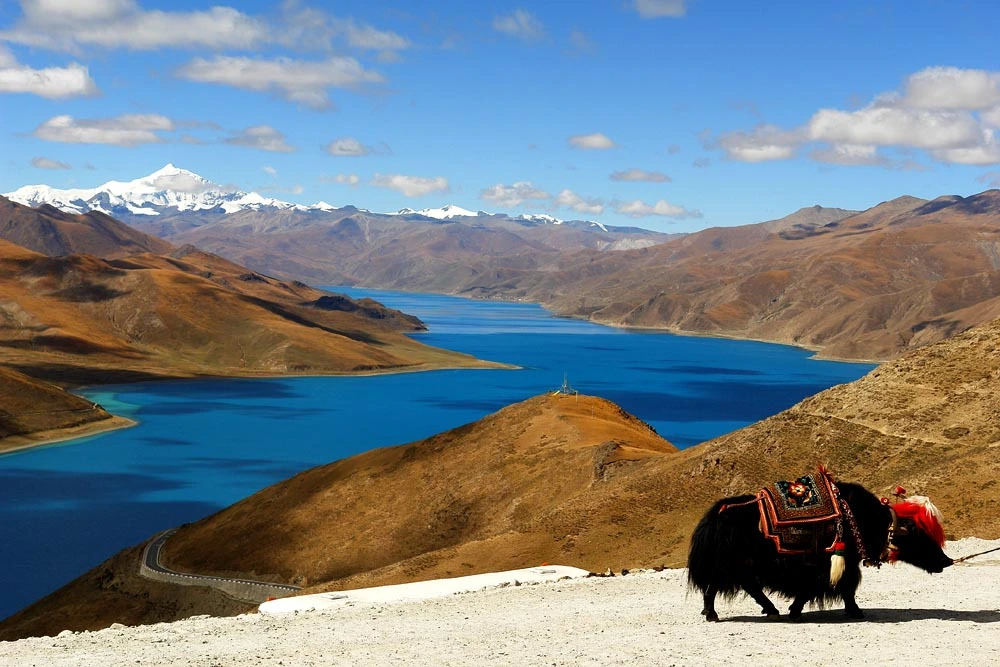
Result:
[726, 608, 1000, 624]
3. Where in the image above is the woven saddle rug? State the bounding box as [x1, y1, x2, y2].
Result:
[757, 472, 842, 554]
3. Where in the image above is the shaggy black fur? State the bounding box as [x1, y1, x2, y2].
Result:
[687, 482, 952, 621]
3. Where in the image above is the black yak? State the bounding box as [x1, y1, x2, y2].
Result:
[687, 473, 953, 621]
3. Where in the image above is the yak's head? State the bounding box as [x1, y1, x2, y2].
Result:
[888, 496, 953, 573]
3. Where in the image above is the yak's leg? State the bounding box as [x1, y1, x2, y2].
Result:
[836, 567, 864, 619]
[701, 584, 720, 622]
[788, 594, 811, 619]
[740, 575, 779, 616]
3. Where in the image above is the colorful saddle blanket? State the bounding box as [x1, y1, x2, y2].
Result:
[757, 472, 841, 554]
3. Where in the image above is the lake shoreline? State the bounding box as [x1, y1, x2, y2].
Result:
[0, 359, 518, 457]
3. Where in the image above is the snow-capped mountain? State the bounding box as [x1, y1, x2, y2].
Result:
[517, 213, 563, 224]
[3, 164, 336, 217]
[390, 204, 489, 220]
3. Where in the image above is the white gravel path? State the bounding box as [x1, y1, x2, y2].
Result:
[3, 538, 998, 667]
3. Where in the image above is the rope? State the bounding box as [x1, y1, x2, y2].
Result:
[953, 545, 1000, 564]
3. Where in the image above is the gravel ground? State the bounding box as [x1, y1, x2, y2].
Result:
[2, 538, 998, 667]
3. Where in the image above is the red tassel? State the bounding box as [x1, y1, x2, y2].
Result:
[894, 485, 907, 498]
[833, 541, 845, 553]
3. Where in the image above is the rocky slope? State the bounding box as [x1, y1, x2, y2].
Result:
[0, 365, 128, 454]
[502, 190, 1000, 361]
[6, 310, 1000, 638]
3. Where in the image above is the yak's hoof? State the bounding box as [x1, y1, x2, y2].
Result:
[702, 610, 720, 622]
[845, 607, 865, 619]
[762, 609, 780, 618]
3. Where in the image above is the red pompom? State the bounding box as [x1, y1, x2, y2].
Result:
[880, 497, 890, 505]
[833, 541, 846, 552]
[894, 485, 907, 496]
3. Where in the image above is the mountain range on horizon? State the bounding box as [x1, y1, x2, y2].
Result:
[4, 165, 613, 230]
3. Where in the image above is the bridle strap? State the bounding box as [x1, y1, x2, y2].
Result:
[879, 506, 899, 564]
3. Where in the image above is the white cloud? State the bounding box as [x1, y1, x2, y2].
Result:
[809, 143, 888, 166]
[263, 165, 277, 176]
[614, 198, 700, 219]
[3, 1, 266, 51]
[631, 0, 687, 19]
[0, 61, 97, 98]
[807, 107, 983, 150]
[371, 173, 449, 197]
[224, 125, 296, 153]
[176, 55, 384, 110]
[610, 168, 671, 182]
[930, 130, 1000, 165]
[0, 45, 97, 98]
[33, 113, 174, 145]
[978, 171, 1000, 188]
[555, 189, 604, 215]
[716, 67, 1000, 166]
[902, 66, 1000, 111]
[31, 156, 70, 169]
[717, 125, 803, 162]
[568, 132, 617, 150]
[479, 182, 551, 208]
[325, 137, 381, 157]
[982, 107, 1000, 129]
[493, 9, 545, 41]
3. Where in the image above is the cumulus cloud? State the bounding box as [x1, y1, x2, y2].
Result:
[902, 67, 1000, 111]
[568, 132, 616, 150]
[930, 130, 1000, 165]
[224, 125, 296, 153]
[324, 137, 384, 157]
[716, 124, 803, 162]
[479, 182, 551, 208]
[33, 113, 174, 145]
[631, 0, 687, 18]
[806, 107, 983, 150]
[2, 1, 266, 51]
[610, 168, 671, 182]
[263, 165, 277, 176]
[31, 156, 70, 169]
[716, 66, 1000, 166]
[176, 55, 383, 110]
[555, 189, 604, 215]
[0, 47, 98, 98]
[614, 198, 700, 219]
[371, 173, 449, 197]
[492, 10, 545, 41]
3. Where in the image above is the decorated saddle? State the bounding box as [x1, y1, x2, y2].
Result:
[757, 470, 841, 554]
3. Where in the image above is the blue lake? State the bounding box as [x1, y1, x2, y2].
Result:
[0, 289, 875, 620]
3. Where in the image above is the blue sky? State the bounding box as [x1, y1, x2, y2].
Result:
[1, 0, 998, 231]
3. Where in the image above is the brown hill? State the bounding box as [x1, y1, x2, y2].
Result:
[155, 208, 672, 289]
[7, 312, 1000, 639]
[492, 190, 1000, 361]
[0, 237, 496, 389]
[0, 196, 173, 258]
[0, 365, 130, 454]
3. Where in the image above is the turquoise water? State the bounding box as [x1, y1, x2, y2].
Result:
[0, 289, 874, 620]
